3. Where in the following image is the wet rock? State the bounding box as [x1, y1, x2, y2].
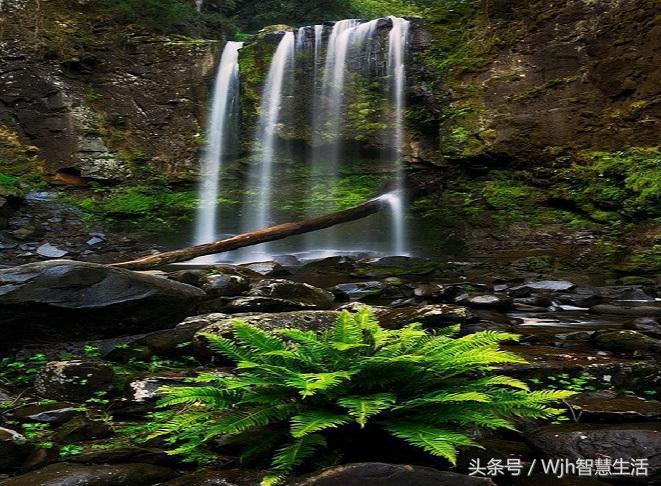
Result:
[11, 401, 80, 424]
[514, 295, 553, 308]
[413, 284, 465, 303]
[556, 287, 603, 308]
[459, 294, 513, 311]
[106, 315, 216, 362]
[247, 279, 334, 309]
[0, 260, 206, 346]
[524, 422, 661, 475]
[202, 273, 250, 297]
[292, 463, 495, 485]
[34, 360, 115, 402]
[241, 261, 290, 277]
[193, 311, 339, 358]
[0, 462, 178, 485]
[567, 391, 661, 422]
[460, 321, 513, 335]
[223, 296, 317, 313]
[352, 256, 441, 278]
[272, 255, 302, 267]
[168, 269, 206, 287]
[127, 376, 188, 403]
[591, 304, 661, 318]
[54, 416, 113, 443]
[0, 427, 31, 470]
[85, 237, 104, 247]
[36, 243, 68, 258]
[162, 468, 265, 486]
[300, 256, 357, 275]
[625, 317, 661, 335]
[330, 281, 387, 301]
[377, 304, 473, 328]
[70, 446, 176, 467]
[509, 280, 576, 297]
[593, 329, 661, 353]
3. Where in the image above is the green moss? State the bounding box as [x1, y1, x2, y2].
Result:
[553, 147, 661, 221]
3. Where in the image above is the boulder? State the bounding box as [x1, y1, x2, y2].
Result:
[292, 463, 495, 485]
[162, 468, 265, 485]
[458, 294, 513, 310]
[591, 304, 661, 318]
[247, 279, 334, 309]
[567, 391, 661, 422]
[241, 261, 290, 277]
[36, 243, 68, 258]
[0, 427, 31, 471]
[625, 317, 661, 335]
[330, 281, 388, 301]
[509, 280, 576, 297]
[54, 417, 113, 443]
[300, 256, 357, 275]
[11, 401, 80, 424]
[0, 462, 178, 485]
[193, 311, 339, 358]
[111, 376, 191, 417]
[352, 257, 441, 278]
[105, 315, 216, 362]
[34, 360, 114, 402]
[0, 260, 206, 347]
[593, 329, 661, 353]
[202, 273, 249, 297]
[524, 422, 661, 476]
[69, 446, 175, 467]
[376, 305, 473, 328]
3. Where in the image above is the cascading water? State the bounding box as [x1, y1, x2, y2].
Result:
[193, 41, 243, 246]
[191, 18, 411, 262]
[241, 31, 295, 256]
[387, 16, 410, 255]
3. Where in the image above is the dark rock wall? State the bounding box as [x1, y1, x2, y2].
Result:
[0, 1, 218, 183]
[408, 0, 659, 166]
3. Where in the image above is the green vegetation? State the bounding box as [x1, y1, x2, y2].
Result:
[553, 147, 661, 220]
[144, 308, 571, 485]
[64, 181, 198, 229]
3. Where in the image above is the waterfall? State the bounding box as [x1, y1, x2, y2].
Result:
[194, 0, 203, 12]
[242, 31, 296, 241]
[191, 18, 412, 262]
[387, 16, 410, 256]
[193, 41, 242, 246]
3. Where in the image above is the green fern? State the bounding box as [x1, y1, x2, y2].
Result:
[145, 308, 573, 485]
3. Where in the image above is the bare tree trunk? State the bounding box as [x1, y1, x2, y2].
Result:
[112, 192, 403, 270]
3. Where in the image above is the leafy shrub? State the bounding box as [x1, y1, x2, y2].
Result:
[146, 308, 572, 485]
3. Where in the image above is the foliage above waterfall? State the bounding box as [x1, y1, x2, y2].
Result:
[142, 308, 572, 484]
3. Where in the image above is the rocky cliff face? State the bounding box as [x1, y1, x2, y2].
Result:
[0, 0, 218, 183]
[408, 0, 659, 166]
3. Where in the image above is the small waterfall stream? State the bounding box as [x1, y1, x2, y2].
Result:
[193, 18, 411, 262]
[241, 31, 296, 257]
[387, 16, 410, 256]
[193, 41, 242, 246]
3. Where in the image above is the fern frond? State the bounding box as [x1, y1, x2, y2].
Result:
[290, 410, 350, 438]
[233, 321, 286, 354]
[263, 434, 327, 485]
[199, 333, 252, 362]
[338, 393, 396, 427]
[384, 421, 479, 464]
[332, 310, 363, 346]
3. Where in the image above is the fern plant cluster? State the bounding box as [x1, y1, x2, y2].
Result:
[147, 308, 572, 485]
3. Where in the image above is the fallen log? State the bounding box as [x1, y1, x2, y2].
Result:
[112, 191, 406, 270]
